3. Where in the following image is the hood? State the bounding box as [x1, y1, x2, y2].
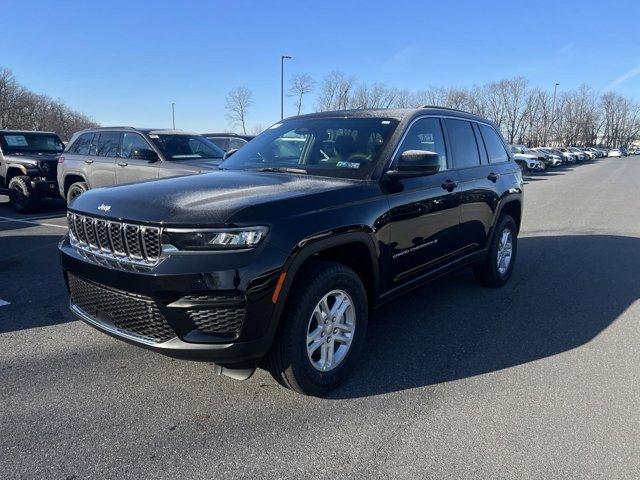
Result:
[170, 158, 223, 171]
[4, 152, 60, 164]
[69, 170, 361, 226]
[513, 153, 538, 161]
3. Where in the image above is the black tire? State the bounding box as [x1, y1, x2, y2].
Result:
[266, 261, 368, 396]
[66, 181, 88, 205]
[473, 215, 517, 287]
[8, 175, 41, 213]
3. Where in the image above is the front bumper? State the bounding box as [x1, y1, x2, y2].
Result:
[60, 236, 288, 366]
[34, 179, 61, 198]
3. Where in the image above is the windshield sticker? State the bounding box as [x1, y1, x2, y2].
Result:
[5, 135, 28, 147]
[381, 120, 391, 125]
[336, 161, 360, 169]
[148, 134, 159, 138]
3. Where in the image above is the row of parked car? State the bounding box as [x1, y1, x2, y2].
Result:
[0, 124, 635, 213]
[509, 144, 632, 172]
[0, 129, 255, 212]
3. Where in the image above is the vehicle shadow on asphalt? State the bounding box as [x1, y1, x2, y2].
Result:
[329, 234, 639, 399]
[0, 197, 66, 219]
[0, 230, 72, 334]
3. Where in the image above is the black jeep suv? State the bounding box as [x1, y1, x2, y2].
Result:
[0, 130, 65, 212]
[59, 107, 523, 395]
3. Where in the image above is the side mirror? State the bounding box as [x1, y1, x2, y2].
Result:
[386, 150, 441, 179]
[223, 148, 238, 160]
[131, 148, 159, 162]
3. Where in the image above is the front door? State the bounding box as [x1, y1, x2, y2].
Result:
[385, 117, 461, 286]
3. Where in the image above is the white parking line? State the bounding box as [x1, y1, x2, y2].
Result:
[0, 215, 67, 229]
[0, 299, 10, 307]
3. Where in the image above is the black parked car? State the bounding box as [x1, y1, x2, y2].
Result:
[203, 133, 255, 152]
[0, 130, 65, 212]
[60, 107, 523, 395]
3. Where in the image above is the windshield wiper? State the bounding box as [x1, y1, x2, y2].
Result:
[250, 167, 307, 174]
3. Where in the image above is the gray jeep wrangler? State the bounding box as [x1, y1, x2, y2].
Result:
[0, 130, 64, 213]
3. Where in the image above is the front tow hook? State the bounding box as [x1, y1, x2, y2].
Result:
[441, 179, 459, 192]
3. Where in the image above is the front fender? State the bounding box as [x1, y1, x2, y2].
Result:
[264, 228, 380, 343]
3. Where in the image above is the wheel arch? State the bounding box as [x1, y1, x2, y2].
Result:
[275, 230, 380, 317]
[496, 197, 522, 233]
[5, 165, 27, 186]
[63, 174, 87, 196]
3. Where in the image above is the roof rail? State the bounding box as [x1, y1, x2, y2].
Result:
[420, 105, 472, 114]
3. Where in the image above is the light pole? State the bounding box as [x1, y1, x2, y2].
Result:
[281, 55, 292, 120]
[549, 83, 559, 145]
[171, 102, 176, 129]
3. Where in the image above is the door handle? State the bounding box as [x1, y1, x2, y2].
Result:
[441, 179, 459, 192]
[84, 159, 93, 164]
[487, 172, 500, 182]
[117, 162, 128, 167]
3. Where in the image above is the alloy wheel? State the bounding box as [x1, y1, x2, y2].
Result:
[496, 228, 513, 275]
[306, 289, 356, 372]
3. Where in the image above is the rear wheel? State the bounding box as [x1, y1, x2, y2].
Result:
[266, 261, 368, 396]
[9, 175, 41, 213]
[474, 215, 517, 287]
[66, 181, 88, 204]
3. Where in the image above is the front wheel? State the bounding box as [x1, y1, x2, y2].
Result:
[266, 261, 368, 396]
[9, 175, 41, 213]
[474, 215, 518, 287]
[66, 181, 88, 205]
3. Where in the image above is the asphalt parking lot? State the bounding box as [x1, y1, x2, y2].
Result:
[2, 157, 640, 479]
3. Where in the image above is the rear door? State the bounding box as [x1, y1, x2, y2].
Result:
[87, 132, 121, 187]
[116, 132, 160, 184]
[386, 117, 462, 285]
[443, 118, 494, 253]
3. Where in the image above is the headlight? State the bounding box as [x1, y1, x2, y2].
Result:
[165, 226, 268, 251]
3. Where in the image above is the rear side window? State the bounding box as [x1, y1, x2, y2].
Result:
[208, 137, 230, 151]
[445, 119, 480, 169]
[479, 124, 509, 163]
[90, 132, 121, 157]
[68, 133, 94, 155]
[121, 133, 152, 158]
[228, 138, 248, 150]
[395, 117, 448, 171]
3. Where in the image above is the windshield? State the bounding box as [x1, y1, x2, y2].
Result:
[219, 117, 399, 179]
[148, 134, 224, 160]
[0, 132, 64, 154]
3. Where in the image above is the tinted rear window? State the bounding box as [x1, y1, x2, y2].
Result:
[445, 119, 481, 169]
[68, 133, 94, 155]
[479, 124, 508, 163]
[90, 132, 121, 157]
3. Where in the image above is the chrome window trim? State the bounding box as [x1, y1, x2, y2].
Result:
[385, 114, 509, 174]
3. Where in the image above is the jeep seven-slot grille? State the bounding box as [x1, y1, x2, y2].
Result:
[68, 274, 175, 343]
[67, 212, 161, 265]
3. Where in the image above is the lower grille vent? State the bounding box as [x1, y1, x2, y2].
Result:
[188, 307, 245, 337]
[68, 274, 175, 343]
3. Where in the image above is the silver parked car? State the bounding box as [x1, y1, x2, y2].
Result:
[57, 127, 225, 204]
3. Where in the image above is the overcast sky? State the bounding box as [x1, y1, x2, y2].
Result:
[4, 0, 640, 132]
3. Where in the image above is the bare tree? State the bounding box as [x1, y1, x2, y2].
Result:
[316, 71, 356, 111]
[225, 86, 253, 134]
[0, 67, 98, 139]
[288, 74, 315, 115]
